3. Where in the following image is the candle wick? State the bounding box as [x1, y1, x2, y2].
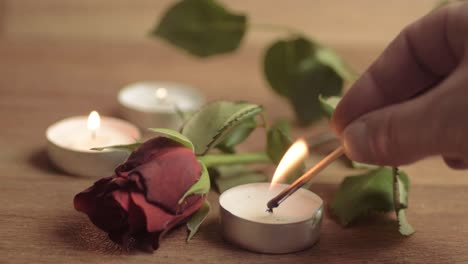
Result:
[91, 130, 96, 140]
[155, 88, 169, 104]
[266, 208, 273, 214]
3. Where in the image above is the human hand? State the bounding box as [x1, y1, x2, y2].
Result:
[332, 3, 468, 169]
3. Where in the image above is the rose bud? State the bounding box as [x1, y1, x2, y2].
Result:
[74, 137, 206, 252]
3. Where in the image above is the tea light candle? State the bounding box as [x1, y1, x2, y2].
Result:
[118, 81, 204, 129]
[219, 183, 323, 254]
[46, 111, 141, 177]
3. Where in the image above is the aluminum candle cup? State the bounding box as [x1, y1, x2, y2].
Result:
[46, 114, 141, 177]
[118, 81, 205, 129]
[219, 183, 323, 254]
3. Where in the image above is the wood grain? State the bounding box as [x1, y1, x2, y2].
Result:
[0, 0, 6, 37]
[2, 1, 468, 263]
[2, 0, 434, 46]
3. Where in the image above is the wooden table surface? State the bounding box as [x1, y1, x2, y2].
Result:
[2, 1, 468, 263]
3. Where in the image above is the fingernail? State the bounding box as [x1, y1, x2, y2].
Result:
[342, 121, 371, 163]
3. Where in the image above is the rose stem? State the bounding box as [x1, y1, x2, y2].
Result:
[198, 152, 270, 167]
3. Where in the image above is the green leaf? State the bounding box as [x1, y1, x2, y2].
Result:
[148, 128, 194, 151]
[266, 120, 292, 164]
[266, 120, 305, 184]
[393, 168, 415, 236]
[264, 36, 343, 125]
[211, 165, 267, 193]
[331, 167, 410, 226]
[398, 210, 415, 236]
[181, 101, 263, 155]
[392, 167, 408, 210]
[91, 142, 141, 152]
[198, 152, 270, 167]
[211, 164, 248, 179]
[179, 161, 210, 204]
[318, 94, 341, 118]
[216, 117, 257, 153]
[174, 105, 192, 124]
[152, 0, 247, 57]
[316, 47, 357, 82]
[351, 161, 380, 170]
[186, 200, 211, 241]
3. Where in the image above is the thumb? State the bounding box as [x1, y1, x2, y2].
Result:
[341, 94, 439, 166]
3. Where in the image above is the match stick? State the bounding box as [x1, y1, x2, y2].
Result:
[266, 146, 345, 212]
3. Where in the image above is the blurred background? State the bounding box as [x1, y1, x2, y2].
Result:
[0, 0, 438, 123]
[1, 0, 435, 47]
[0, 0, 437, 47]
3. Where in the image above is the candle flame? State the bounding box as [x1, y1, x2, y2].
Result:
[87, 111, 100, 132]
[270, 138, 309, 186]
[155, 87, 168, 101]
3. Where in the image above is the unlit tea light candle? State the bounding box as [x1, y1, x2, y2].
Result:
[46, 111, 141, 177]
[118, 81, 204, 129]
[219, 182, 323, 254]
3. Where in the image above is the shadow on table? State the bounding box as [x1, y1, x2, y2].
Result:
[53, 213, 127, 255]
[49, 184, 449, 262]
[27, 147, 81, 177]
[198, 217, 252, 254]
[200, 183, 442, 262]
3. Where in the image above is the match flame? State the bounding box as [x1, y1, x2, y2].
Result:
[270, 138, 309, 186]
[87, 111, 100, 132]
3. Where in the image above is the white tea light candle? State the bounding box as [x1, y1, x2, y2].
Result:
[219, 183, 323, 254]
[46, 112, 141, 177]
[118, 81, 204, 129]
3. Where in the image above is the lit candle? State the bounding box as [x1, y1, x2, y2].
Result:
[219, 183, 323, 254]
[55, 111, 137, 152]
[46, 111, 141, 177]
[219, 139, 323, 254]
[118, 81, 205, 129]
[88, 110, 99, 140]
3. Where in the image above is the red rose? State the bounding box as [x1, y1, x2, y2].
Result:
[74, 137, 205, 252]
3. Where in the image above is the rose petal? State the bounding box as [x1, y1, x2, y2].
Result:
[74, 179, 128, 233]
[112, 190, 130, 212]
[74, 176, 112, 213]
[130, 192, 205, 250]
[130, 192, 173, 232]
[154, 196, 205, 250]
[127, 171, 145, 191]
[115, 137, 184, 176]
[108, 227, 131, 248]
[74, 136, 206, 252]
[176, 194, 203, 213]
[133, 149, 201, 213]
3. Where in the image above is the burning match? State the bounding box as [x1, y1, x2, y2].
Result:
[267, 139, 345, 212]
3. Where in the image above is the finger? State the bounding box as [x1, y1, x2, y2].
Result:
[342, 64, 468, 166]
[342, 96, 434, 166]
[332, 5, 461, 135]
